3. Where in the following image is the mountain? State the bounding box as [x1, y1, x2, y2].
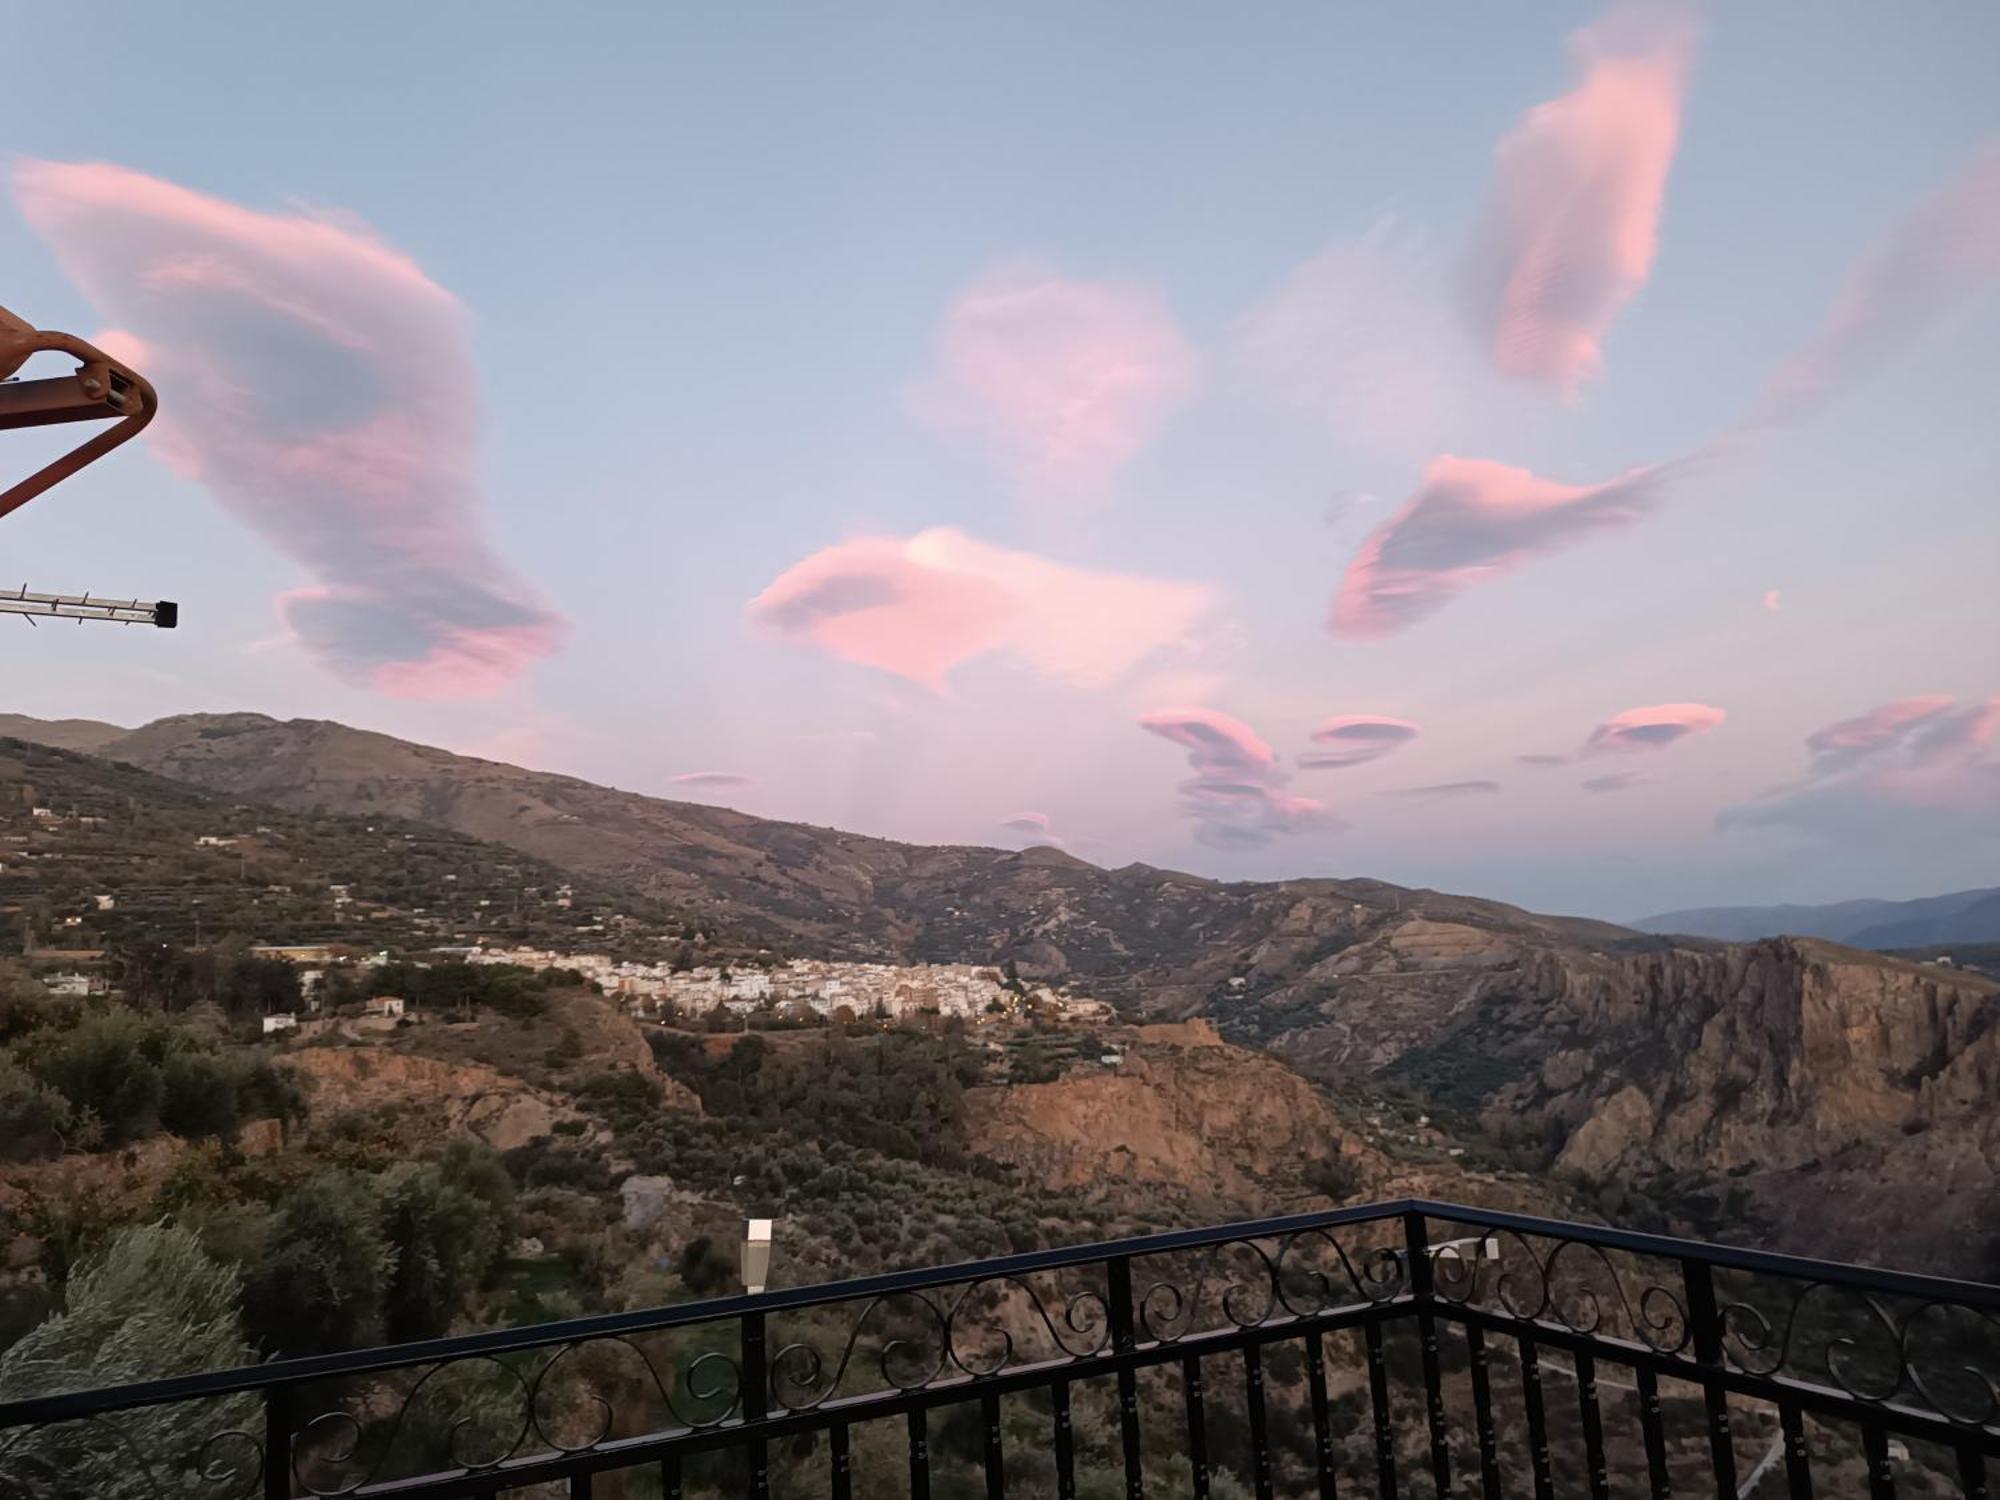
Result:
[0, 733, 720, 960]
[7, 709, 1999, 1274]
[1636, 887, 2000, 948]
[0, 714, 126, 754]
[13, 711, 1651, 1005]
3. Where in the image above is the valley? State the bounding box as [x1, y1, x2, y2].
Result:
[1, 711, 1993, 1284]
[1, 711, 1994, 1498]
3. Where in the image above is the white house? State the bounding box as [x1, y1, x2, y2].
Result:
[262, 1013, 298, 1035]
[363, 995, 406, 1019]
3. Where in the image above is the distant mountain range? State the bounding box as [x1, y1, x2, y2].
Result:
[1634, 887, 2000, 949]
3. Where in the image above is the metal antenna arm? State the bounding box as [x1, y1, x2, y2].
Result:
[0, 306, 160, 521]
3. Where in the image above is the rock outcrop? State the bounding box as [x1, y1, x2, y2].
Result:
[965, 1031, 1375, 1211]
[1362, 938, 2000, 1272]
[286, 1047, 580, 1151]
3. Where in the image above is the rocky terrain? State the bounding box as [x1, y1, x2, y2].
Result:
[5, 710, 1996, 1276]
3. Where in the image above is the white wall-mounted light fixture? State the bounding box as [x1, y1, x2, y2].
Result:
[742, 1218, 775, 1296]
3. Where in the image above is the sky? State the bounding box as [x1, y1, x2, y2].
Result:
[3, 1, 1997, 921]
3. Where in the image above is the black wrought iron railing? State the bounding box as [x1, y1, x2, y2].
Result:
[2, 1197, 1996, 1498]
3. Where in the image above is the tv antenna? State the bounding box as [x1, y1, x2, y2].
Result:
[1, 299, 174, 627]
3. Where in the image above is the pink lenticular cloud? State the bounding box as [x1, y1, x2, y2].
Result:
[11, 160, 565, 698]
[749, 528, 1217, 692]
[1753, 142, 2000, 428]
[1299, 715, 1421, 770]
[1332, 454, 1664, 636]
[1140, 708, 1328, 850]
[1723, 695, 2000, 841]
[668, 771, 753, 789]
[926, 260, 1197, 506]
[1802, 695, 1986, 774]
[998, 811, 1066, 850]
[1585, 702, 1726, 754]
[1465, 2, 1698, 396]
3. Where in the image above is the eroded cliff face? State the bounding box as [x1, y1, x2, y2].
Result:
[1319, 934, 2000, 1271]
[964, 1021, 1376, 1212]
[1530, 941, 2000, 1269]
[286, 1049, 584, 1152]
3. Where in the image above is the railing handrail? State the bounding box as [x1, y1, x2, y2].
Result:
[4, 1195, 1995, 1432]
[1402, 1198, 2000, 1307]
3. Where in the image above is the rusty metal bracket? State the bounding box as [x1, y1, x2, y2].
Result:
[0, 301, 159, 522]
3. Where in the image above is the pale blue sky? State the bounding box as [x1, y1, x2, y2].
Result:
[4, 2, 1997, 918]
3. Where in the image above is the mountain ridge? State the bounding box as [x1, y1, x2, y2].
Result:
[1636, 886, 2000, 948]
[5, 710, 1649, 994]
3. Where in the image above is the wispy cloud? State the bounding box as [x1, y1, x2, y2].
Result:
[1583, 771, 1647, 793]
[1332, 454, 1666, 636]
[1140, 708, 1330, 849]
[1298, 714, 1421, 770]
[749, 528, 1217, 691]
[1518, 753, 1570, 768]
[668, 771, 752, 790]
[921, 259, 1197, 507]
[1464, 2, 1699, 397]
[1391, 780, 1503, 800]
[1584, 702, 1726, 754]
[1721, 695, 2000, 842]
[1231, 220, 1482, 453]
[998, 810, 1067, 850]
[12, 159, 565, 698]
[1752, 142, 2000, 429]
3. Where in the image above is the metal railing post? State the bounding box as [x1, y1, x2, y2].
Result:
[1682, 1257, 1738, 1494]
[1403, 1210, 1453, 1498]
[262, 1381, 292, 1500]
[741, 1309, 769, 1499]
[1107, 1254, 1145, 1500]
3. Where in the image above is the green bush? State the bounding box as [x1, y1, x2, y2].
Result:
[0, 1224, 256, 1500]
[239, 1169, 393, 1356]
[18, 1008, 173, 1144]
[0, 1055, 73, 1161]
[378, 1145, 515, 1341]
[159, 1051, 242, 1140]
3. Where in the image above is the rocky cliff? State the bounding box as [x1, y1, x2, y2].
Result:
[1341, 933, 2000, 1271]
[965, 1020, 1375, 1210]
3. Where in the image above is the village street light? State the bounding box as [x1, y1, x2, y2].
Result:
[741, 1218, 776, 1296]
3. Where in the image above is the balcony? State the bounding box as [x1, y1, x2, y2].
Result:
[1, 1198, 1995, 1498]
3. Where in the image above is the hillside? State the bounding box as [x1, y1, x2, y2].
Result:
[1636, 886, 2000, 948]
[0, 735, 748, 963]
[7, 710, 2000, 1275]
[7, 712, 1650, 1000]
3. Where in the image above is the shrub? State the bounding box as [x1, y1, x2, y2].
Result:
[0, 1055, 73, 1161]
[0, 1224, 255, 1499]
[19, 1008, 173, 1145]
[1304, 1152, 1365, 1202]
[378, 1149, 515, 1342]
[239, 1170, 392, 1356]
[159, 1051, 242, 1141]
